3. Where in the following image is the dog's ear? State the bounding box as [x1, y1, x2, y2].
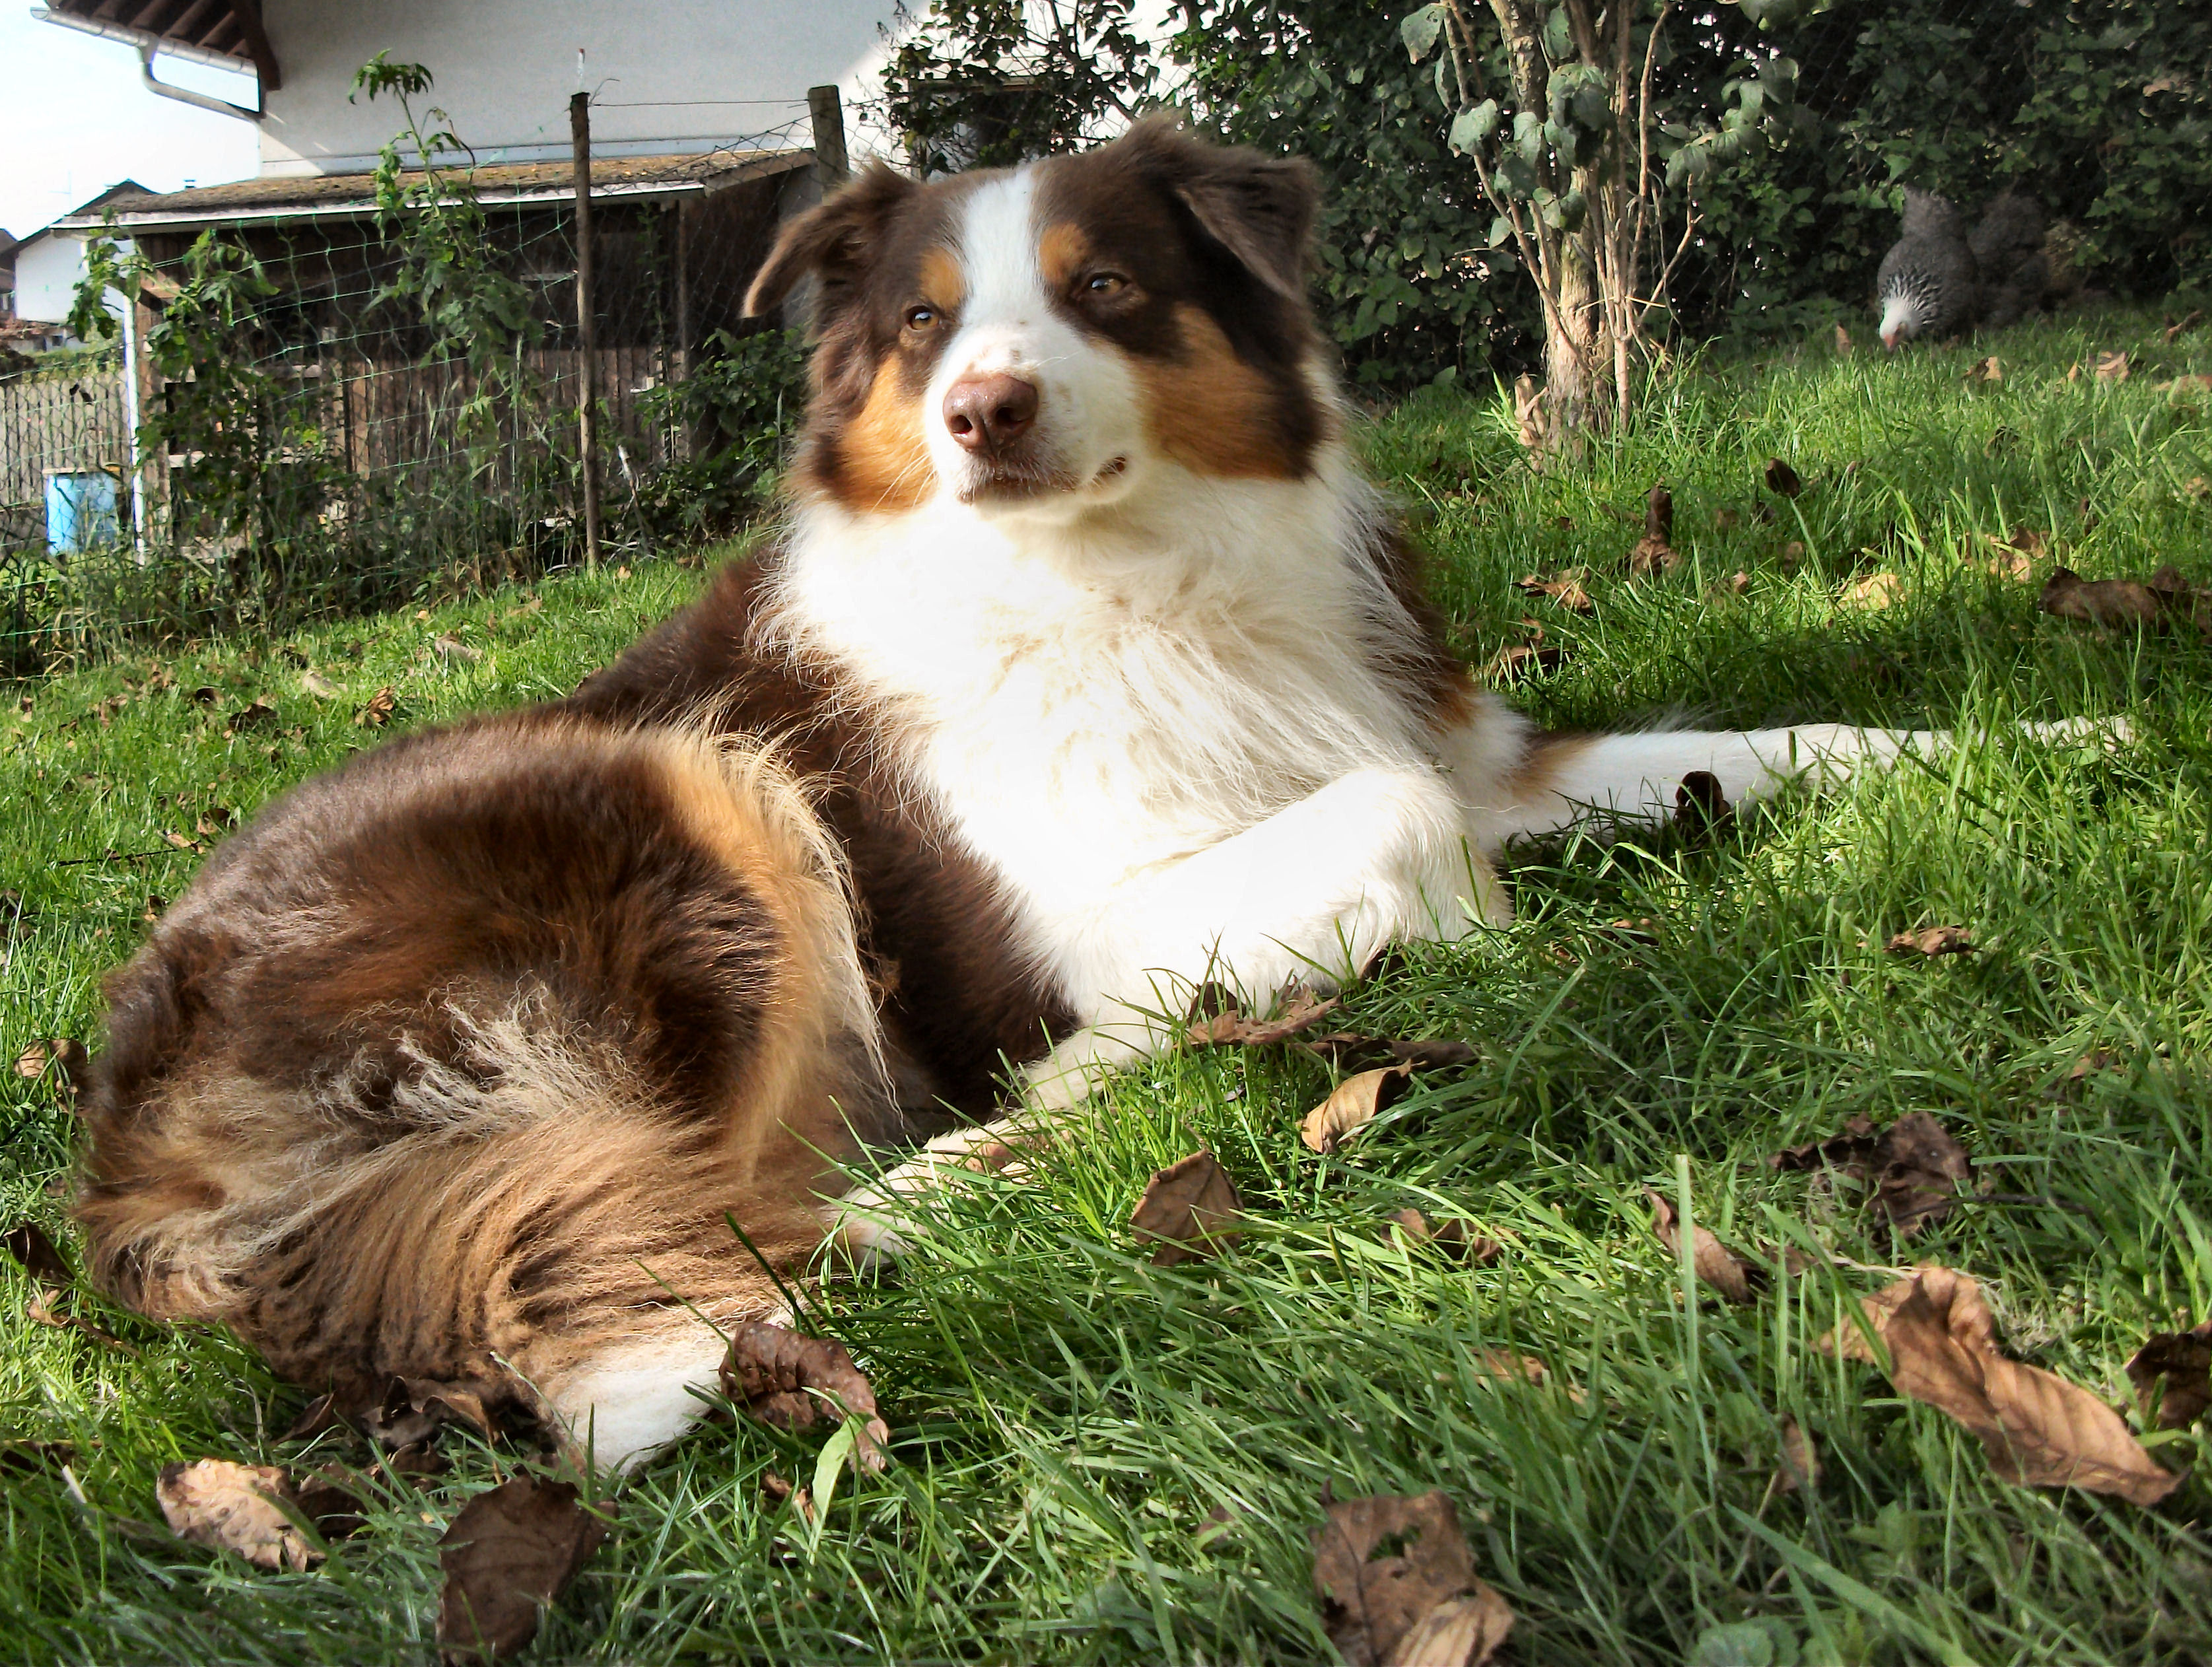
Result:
[1112, 116, 1321, 300]
[744, 164, 920, 318]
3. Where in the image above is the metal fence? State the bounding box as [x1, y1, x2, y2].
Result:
[0, 114, 821, 677]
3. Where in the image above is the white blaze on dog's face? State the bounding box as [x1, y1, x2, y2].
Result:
[744, 119, 1336, 522]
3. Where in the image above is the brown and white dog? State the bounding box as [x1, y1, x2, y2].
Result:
[79, 119, 1990, 1470]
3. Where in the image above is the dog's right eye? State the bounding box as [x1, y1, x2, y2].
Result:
[905, 306, 938, 331]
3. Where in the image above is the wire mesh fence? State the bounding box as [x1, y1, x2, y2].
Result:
[0, 117, 819, 677]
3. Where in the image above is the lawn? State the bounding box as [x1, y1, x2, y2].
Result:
[4, 308, 2211, 1665]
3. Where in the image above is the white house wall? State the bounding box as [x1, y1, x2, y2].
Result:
[256, 0, 910, 177]
[13, 233, 94, 325]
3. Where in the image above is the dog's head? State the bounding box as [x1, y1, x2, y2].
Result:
[745, 118, 1332, 520]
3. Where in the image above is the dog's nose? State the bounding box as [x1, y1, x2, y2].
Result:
[942, 374, 1039, 454]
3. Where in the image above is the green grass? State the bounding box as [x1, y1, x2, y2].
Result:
[4, 308, 2212, 1665]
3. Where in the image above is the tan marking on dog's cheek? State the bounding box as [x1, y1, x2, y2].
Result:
[1039, 223, 1093, 292]
[919, 247, 967, 313]
[832, 364, 937, 514]
[1136, 304, 1305, 480]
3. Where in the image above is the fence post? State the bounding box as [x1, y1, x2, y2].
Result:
[125, 294, 165, 556]
[808, 86, 850, 190]
[570, 90, 603, 570]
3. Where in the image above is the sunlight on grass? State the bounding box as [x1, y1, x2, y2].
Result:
[3, 309, 2209, 1664]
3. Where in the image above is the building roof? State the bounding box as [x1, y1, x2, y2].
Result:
[55, 151, 815, 234]
[34, 0, 279, 86]
[18, 182, 153, 250]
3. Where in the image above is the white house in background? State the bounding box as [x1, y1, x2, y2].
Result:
[8, 182, 146, 340]
[32, 0, 907, 179]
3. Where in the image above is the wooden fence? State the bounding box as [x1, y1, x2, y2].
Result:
[0, 355, 129, 545]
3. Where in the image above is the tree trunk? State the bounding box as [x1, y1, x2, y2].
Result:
[1544, 234, 1605, 436]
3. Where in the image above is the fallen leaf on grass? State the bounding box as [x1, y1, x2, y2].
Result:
[13, 1038, 88, 1104]
[437, 1477, 611, 1666]
[282, 1393, 342, 1443]
[1481, 621, 1565, 681]
[4, 1221, 71, 1288]
[760, 1469, 815, 1522]
[1834, 325, 1852, 357]
[160, 829, 203, 854]
[1302, 1035, 1477, 1073]
[1515, 570, 1594, 613]
[156, 1459, 323, 1573]
[361, 1375, 501, 1451]
[1630, 482, 1679, 575]
[355, 687, 398, 729]
[720, 1322, 891, 1470]
[1646, 1189, 1759, 1304]
[1186, 989, 1340, 1048]
[1675, 771, 1733, 841]
[1774, 1416, 1819, 1495]
[1886, 926, 1975, 957]
[2040, 564, 2209, 633]
[433, 634, 485, 664]
[1704, 570, 1751, 602]
[1303, 1068, 1412, 1154]
[2166, 309, 2205, 343]
[225, 698, 279, 737]
[1130, 1151, 1243, 1267]
[1771, 1110, 1972, 1242]
[1388, 1210, 1502, 1266]
[2126, 1320, 2212, 1430]
[1311, 1491, 1513, 1667]
[1764, 458, 1803, 498]
[1842, 572, 1902, 610]
[1818, 1266, 2178, 1505]
[299, 670, 342, 700]
[2094, 351, 2130, 384]
[1968, 355, 2003, 384]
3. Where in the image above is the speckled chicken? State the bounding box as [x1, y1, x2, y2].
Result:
[1968, 191, 2050, 327]
[1877, 188, 1980, 349]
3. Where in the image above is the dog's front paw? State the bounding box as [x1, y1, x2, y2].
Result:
[833, 1116, 1062, 1263]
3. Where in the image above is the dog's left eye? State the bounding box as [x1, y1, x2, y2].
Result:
[905, 306, 938, 331]
[1083, 272, 1128, 297]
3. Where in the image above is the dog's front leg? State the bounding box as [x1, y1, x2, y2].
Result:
[1023, 765, 1501, 1107]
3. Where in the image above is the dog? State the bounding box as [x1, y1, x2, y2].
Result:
[77, 118, 2004, 1472]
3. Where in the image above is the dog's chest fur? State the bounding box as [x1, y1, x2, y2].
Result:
[769, 465, 1439, 955]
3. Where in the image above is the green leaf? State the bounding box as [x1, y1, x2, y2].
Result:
[1400, 3, 1447, 63]
[806, 1417, 862, 1556]
[1486, 214, 1514, 248]
[1449, 98, 1502, 153]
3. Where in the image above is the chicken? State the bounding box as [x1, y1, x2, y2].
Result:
[1968, 191, 2050, 327]
[1877, 188, 1980, 349]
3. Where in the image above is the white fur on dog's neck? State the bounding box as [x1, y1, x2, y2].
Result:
[765, 430, 1476, 1033]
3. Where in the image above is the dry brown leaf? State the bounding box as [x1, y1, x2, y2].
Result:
[1303, 1067, 1412, 1154]
[156, 1459, 321, 1573]
[1842, 572, 1903, 609]
[1764, 457, 1803, 498]
[1820, 1266, 2179, 1505]
[434, 634, 485, 663]
[2094, 351, 2130, 384]
[1389, 1210, 1502, 1266]
[355, 687, 398, 729]
[359, 1375, 502, 1451]
[720, 1322, 891, 1470]
[1867, 1110, 1974, 1241]
[1705, 570, 1752, 601]
[1130, 1151, 1244, 1266]
[1469, 1350, 1555, 1389]
[2166, 308, 2205, 343]
[1646, 1188, 1758, 1304]
[299, 669, 342, 700]
[1186, 990, 1340, 1048]
[2126, 1320, 2212, 1430]
[3, 1221, 71, 1289]
[226, 698, 279, 735]
[160, 829, 203, 854]
[1626, 482, 1678, 577]
[1886, 926, 1975, 957]
[1310, 1491, 1513, 1667]
[1481, 621, 1566, 681]
[1771, 1111, 1971, 1242]
[1302, 1035, 1477, 1073]
[2040, 566, 2166, 628]
[1833, 324, 1853, 357]
[437, 1477, 611, 1666]
[1775, 1415, 1819, 1495]
[1674, 771, 1733, 841]
[195, 806, 234, 837]
[1515, 570, 1594, 613]
[1968, 355, 2003, 384]
[13, 1038, 88, 1104]
[282, 1392, 342, 1443]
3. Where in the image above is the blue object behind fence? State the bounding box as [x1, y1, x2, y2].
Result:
[45, 469, 121, 555]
